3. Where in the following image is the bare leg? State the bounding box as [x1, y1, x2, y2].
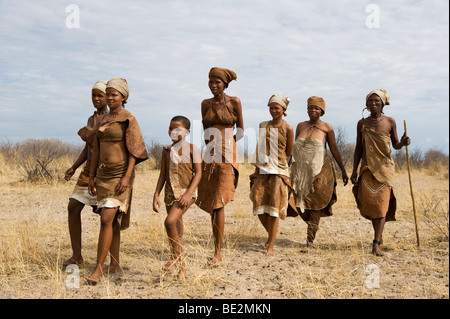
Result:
[371, 217, 386, 256]
[209, 207, 224, 266]
[306, 210, 321, 248]
[258, 214, 270, 232]
[64, 198, 85, 266]
[164, 200, 192, 278]
[104, 227, 121, 273]
[85, 207, 118, 284]
[258, 214, 270, 248]
[265, 216, 279, 256]
[162, 204, 185, 272]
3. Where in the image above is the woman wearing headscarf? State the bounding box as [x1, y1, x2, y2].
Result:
[196, 67, 244, 266]
[290, 96, 348, 248]
[351, 89, 410, 256]
[63, 80, 108, 267]
[85, 78, 148, 284]
[249, 94, 294, 256]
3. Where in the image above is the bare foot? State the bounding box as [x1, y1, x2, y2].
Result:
[265, 246, 274, 256]
[306, 241, 316, 249]
[177, 269, 188, 281]
[103, 264, 122, 274]
[85, 273, 101, 285]
[63, 256, 83, 267]
[372, 246, 384, 256]
[372, 240, 384, 256]
[162, 260, 177, 272]
[207, 254, 223, 267]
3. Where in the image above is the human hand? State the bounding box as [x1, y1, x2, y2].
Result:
[350, 171, 358, 185]
[342, 170, 349, 186]
[401, 134, 411, 147]
[65, 167, 75, 181]
[88, 177, 96, 196]
[153, 194, 161, 213]
[178, 193, 191, 209]
[116, 176, 130, 194]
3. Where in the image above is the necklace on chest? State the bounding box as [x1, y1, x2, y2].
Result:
[366, 115, 384, 125]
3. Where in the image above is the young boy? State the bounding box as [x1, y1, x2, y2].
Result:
[153, 115, 201, 279]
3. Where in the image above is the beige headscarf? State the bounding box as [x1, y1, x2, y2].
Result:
[208, 67, 237, 84]
[268, 94, 290, 116]
[107, 78, 129, 102]
[307, 96, 326, 115]
[92, 80, 107, 93]
[366, 89, 390, 106]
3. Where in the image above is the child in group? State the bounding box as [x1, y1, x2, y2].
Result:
[153, 115, 202, 279]
[249, 94, 294, 256]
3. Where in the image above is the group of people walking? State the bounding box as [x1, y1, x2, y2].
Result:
[63, 68, 410, 284]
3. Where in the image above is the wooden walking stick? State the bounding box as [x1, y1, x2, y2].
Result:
[404, 120, 420, 247]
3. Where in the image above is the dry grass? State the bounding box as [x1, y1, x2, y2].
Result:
[0, 153, 448, 299]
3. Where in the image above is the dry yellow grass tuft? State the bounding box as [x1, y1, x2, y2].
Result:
[0, 157, 448, 299]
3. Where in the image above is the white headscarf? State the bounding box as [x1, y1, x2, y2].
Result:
[268, 94, 290, 116]
[92, 80, 107, 93]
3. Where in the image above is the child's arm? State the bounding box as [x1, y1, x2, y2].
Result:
[65, 144, 88, 181]
[177, 144, 202, 209]
[326, 124, 348, 186]
[153, 148, 168, 213]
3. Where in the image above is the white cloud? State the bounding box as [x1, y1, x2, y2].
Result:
[0, 0, 448, 154]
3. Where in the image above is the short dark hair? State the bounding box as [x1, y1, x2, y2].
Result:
[171, 115, 191, 130]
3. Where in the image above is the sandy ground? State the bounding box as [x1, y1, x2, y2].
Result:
[0, 166, 448, 299]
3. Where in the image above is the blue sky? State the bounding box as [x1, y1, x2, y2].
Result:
[0, 0, 448, 154]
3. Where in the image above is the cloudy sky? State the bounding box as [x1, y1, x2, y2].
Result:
[0, 0, 448, 154]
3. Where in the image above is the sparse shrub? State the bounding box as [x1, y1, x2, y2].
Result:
[146, 138, 164, 169]
[417, 192, 449, 241]
[14, 139, 80, 183]
[423, 148, 449, 177]
[330, 125, 355, 179]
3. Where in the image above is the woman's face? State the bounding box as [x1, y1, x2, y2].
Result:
[269, 103, 284, 120]
[91, 89, 107, 109]
[106, 88, 125, 109]
[208, 77, 226, 95]
[366, 94, 383, 114]
[307, 105, 323, 121]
